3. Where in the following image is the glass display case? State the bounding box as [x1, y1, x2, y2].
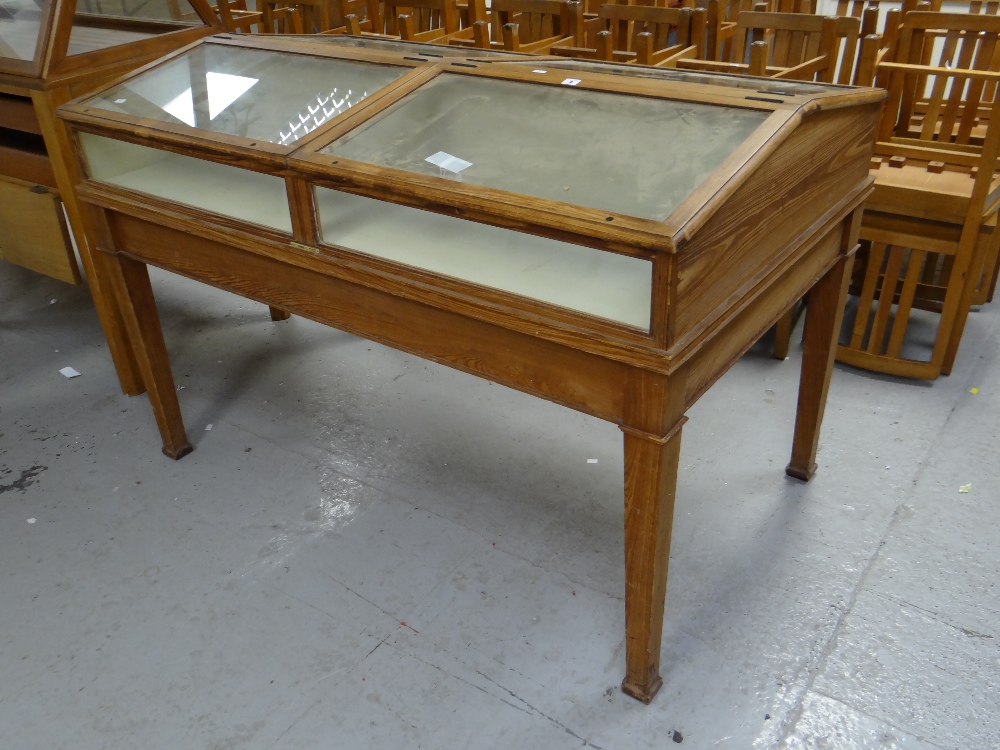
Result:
[0, 0, 219, 395]
[58, 35, 884, 704]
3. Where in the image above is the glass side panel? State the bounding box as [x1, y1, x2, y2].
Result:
[515, 59, 846, 95]
[68, 0, 204, 56]
[81, 132, 292, 232]
[86, 45, 406, 145]
[316, 187, 652, 329]
[322, 73, 768, 221]
[0, 0, 47, 62]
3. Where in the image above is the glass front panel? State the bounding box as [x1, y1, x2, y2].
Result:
[68, 0, 204, 56]
[316, 187, 652, 329]
[322, 73, 768, 221]
[86, 45, 406, 145]
[81, 132, 292, 232]
[0, 0, 47, 62]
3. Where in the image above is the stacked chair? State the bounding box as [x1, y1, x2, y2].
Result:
[216, 0, 1000, 380]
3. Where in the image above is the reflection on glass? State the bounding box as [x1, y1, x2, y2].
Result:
[86, 44, 406, 144]
[81, 132, 293, 232]
[0, 0, 46, 62]
[323, 74, 768, 221]
[68, 0, 204, 56]
[316, 187, 652, 329]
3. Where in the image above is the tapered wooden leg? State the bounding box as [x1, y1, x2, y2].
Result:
[786, 251, 855, 481]
[98, 251, 193, 460]
[269, 305, 292, 321]
[620, 418, 685, 704]
[31, 89, 145, 396]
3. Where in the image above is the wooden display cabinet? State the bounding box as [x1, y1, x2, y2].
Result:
[0, 0, 220, 393]
[57, 35, 883, 703]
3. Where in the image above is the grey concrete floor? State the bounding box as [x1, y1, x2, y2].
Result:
[1, 261, 997, 750]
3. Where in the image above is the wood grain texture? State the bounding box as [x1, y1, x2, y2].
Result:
[672, 104, 878, 347]
[0, 175, 77, 283]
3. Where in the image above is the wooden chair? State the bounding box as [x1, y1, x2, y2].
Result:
[215, 0, 264, 32]
[678, 11, 860, 83]
[550, 4, 703, 65]
[837, 12, 1000, 379]
[445, 0, 584, 52]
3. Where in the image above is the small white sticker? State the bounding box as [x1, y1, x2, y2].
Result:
[27, 518, 37, 524]
[205, 423, 213, 431]
[114, 98, 127, 104]
[59, 367, 81, 378]
[587, 458, 598, 464]
[50, 299, 57, 304]
[425, 151, 473, 174]
[561, 78, 582, 86]
[532, 69, 547, 74]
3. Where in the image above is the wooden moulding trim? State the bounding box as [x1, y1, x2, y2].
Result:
[298, 165, 671, 258]
[76, 181, 675, 372]
[440, 61, 799, 112]
[666, 181, 873, 369]
[619, 416, 687, 445]
[65, 117, 290, 172]
[64, 116, 289, 174]
[669, 110, 797, 244]
[206, 32, 462, 66]
[0, 78, 39, 95]
[490, 59, 837, 109]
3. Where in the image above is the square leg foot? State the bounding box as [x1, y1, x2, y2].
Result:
[785, 461, 817, 481]
[621, 675, 663, 704]
[162, 442, 194, 460]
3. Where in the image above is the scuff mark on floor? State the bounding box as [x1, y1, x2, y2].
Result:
[0, 465, 47, 494]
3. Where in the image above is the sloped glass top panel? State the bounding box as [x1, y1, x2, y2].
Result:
[86, 44, 406, 145]
[0, 0, 47, 61]
[68, 0, 205, 56]
[322, 73, 769, 221]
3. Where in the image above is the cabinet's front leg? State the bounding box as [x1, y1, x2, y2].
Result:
[786, 245, 856, 481]
[620, 417, 686, 703]
[99, 251, 193, 460]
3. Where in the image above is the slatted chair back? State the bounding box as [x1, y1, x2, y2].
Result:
[688, 11, 859, 83]
[216, 0, 264, 31]
[490, 0, 581, 45]
[838, 12, 1000, 378]
[879, 12, 1000, 146]
[706, 0, 747, 60]
[381, 0, 459, 35]
[550, 4, 703, 64]
[338, 0, 381, 29]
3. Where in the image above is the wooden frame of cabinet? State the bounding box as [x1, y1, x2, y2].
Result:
[57, 36, 883, 703]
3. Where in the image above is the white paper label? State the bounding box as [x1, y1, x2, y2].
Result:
[59, 367, 81, 378]
[532, 69, 547, 74]
[425, 151, 473, 174]
[561, 78, 582, 86]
